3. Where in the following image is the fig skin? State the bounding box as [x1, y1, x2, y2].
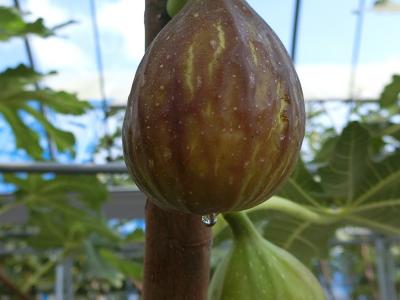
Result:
[123, 0, 305, 215]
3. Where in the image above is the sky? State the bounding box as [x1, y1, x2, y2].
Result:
[0, 0, 400, 104]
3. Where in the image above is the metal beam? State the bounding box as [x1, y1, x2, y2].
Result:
[375, 237, 391, 300]
[0, 162, 128, 174]
[290, 0, 302, 63]
[330, 235, 400, 245]
[349, 0, 367, 101]
[0, 188, 146, 224]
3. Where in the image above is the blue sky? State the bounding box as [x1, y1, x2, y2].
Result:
[1, 0, 400, 103]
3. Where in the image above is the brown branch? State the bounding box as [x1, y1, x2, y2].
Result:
[0, 268, 30, 300]
[137, 1, 212, 299]
[145, 0, 171, 48]
[143, 202, 212, 300]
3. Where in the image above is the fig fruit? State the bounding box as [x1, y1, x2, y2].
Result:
[209, 212, 326, 300]
[123, 0, 305, 214]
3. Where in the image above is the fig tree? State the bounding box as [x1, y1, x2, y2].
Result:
[123, 0, 305, 215]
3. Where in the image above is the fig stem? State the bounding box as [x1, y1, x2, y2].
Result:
[223, 212, 261, 240]
[141, 2, 212, 299]
[245, 196, 340, 225]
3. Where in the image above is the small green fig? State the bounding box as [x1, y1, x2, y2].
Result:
[123, 0, 305, 214]
[209, 213, 326, 300]
[166, 0, 188, 17]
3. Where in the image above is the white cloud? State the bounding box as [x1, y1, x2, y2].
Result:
[17, 0, 99, 97]
[24, 0, 70, 26]
[42, 69, 137, 104]
[19, 0, 144, 103]
[30, 36, 91, 70]
[297, 56, 400, 100]
[97, 0, 145, 61]
[104, 69, 137, 103]
[42, 69, 99, 100]
[3, 0, 93, 73]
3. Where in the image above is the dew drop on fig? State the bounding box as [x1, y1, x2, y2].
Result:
[202, 213, 218, 227]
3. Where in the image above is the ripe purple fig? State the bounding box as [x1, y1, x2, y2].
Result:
[123, 0, 305, 215]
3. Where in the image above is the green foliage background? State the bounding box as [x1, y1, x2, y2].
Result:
[0, 5, 143, 297]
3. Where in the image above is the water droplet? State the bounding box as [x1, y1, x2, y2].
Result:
[202, 213, 218, 227]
